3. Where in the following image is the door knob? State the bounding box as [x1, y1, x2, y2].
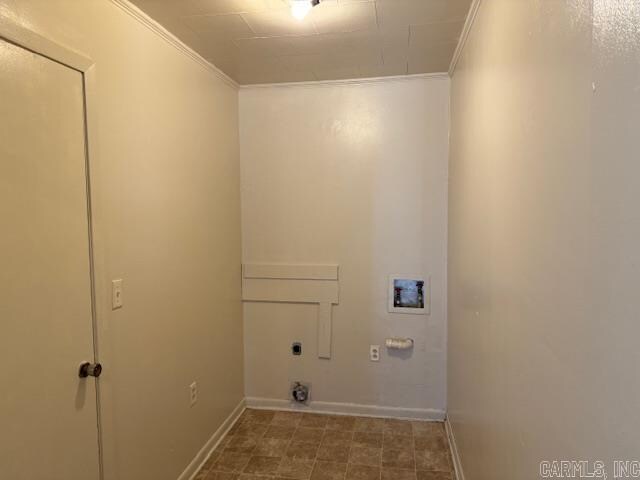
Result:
[78, 362, 102, 378]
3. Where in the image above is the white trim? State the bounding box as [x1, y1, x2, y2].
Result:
[240, 72, 449, 90]
[108, 0, 238, 89]
[448, 0, 483, 76]
[242, 278, 339, 304]
[178, 399, 246, 480]
[243, 264, 339, 281]
[445, 417, 465, 480]
[443, 73, 450, 421]
[0, 15, 93, 72]
[246, 397, 446, 421]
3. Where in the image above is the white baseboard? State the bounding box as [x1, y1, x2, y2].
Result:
[245, 396, 445, 421]
[178, 398, 246, 480]
[445, 417, 465, 480]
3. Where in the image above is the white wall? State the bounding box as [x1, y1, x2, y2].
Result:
[448, 0, 640, 478]
[240, 76, 450, 417]
[0, 1, 243, 479]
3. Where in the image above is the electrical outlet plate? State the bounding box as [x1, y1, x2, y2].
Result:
[189, 382, 197, 407]
[370, 345, 380, 362]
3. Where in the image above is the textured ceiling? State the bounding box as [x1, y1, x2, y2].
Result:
[129, 0, 472, 84]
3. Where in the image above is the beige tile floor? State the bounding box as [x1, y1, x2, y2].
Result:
[195, 409, 454, 480]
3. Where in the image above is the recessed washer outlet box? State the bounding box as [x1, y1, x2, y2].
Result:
[291, 381, 311, 404]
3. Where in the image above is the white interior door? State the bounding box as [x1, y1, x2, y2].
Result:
[0, 38, 101, 479]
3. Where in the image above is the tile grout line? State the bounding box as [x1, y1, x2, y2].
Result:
[342, 424, 351, 480]
[379, 428, 383, 480]
[414, 426, 421, 479]
[274, 411, 302, 478]
[286, 416, 299, 477]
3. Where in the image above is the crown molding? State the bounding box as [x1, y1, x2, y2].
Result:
[109, 0, 238, 89]
[449, 0, 483, 76]
[239, 72, 449, 90]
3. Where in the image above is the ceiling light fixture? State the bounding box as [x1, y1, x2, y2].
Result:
[290, 0, 320, 21]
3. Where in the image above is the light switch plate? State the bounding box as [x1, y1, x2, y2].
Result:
[112, 279, 123, 309]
